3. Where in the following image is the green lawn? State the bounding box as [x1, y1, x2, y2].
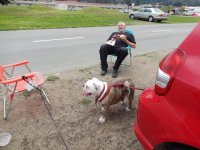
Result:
[0, 5, 199, 31]
[167, 15, 200, 23]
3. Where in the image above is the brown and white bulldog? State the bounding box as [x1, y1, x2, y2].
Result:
[83, 77, 135, 123]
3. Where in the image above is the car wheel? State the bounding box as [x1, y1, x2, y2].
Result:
[155, 143, 197, 150]
[148, 16, 154, 22]
[130, 14, 135, 20]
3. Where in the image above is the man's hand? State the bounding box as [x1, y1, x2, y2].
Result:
[119, 34, 127, 42]
[119, 34, 136, 48]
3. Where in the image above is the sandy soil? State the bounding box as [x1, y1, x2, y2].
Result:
[0, 49, 171, 150]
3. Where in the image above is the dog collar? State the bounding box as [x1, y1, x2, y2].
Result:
[95, 82, 109, 104]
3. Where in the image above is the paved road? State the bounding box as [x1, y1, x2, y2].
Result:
[0, 23, 197, 75]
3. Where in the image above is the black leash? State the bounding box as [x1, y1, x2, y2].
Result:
[22, 76, 68, 150]
[133, 87, 145, 91]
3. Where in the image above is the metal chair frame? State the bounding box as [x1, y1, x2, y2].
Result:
[0, 61, 50, 119]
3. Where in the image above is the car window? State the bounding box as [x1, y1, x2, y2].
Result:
[138, 9, 143, 12]
[153, 8, 163, 13]
[144, 9, 151, 12]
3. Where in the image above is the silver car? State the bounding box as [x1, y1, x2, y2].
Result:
[129, 8, 168, 22]
[183, 11, 194, 16]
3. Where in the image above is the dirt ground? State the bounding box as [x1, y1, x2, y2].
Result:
[0, 49, 171, 150]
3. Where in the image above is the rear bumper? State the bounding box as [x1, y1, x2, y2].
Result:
[134, 122, 153, 150]
[134, 87, 200, 149]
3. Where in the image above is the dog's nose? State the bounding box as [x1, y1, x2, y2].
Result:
[82, 92, 92, 96]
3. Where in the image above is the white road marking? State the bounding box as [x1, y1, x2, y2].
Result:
[152, 30, 171, 33]
[32, 37, 84, 43]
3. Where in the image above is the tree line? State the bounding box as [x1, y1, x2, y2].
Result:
[79, 0, 200, 6]
[1, 0, 200, 6]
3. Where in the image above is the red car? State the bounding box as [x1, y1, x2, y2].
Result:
[134, 23, 200, 150]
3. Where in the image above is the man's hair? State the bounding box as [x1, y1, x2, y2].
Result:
[117, 21, 126, 26]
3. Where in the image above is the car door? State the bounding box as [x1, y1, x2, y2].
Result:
[135, 8, 144, 18]
[143, 8, 151, 19]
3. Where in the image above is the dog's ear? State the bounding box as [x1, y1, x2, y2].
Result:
[92, 77, 99, 81]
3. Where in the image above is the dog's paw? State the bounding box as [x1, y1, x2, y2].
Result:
[99, 116, 105, 123]
[126, 107, 131, 112]
[101, 107, 104, 111]
[119, 101, 124, 105]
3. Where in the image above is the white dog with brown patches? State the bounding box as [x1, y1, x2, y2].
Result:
[83, 77, 135, 123]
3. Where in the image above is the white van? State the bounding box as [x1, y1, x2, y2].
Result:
[183, 7, 200, 16]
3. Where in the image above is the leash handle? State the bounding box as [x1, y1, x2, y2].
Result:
[22, 76, 28, 80]
[22, 76, 41, 91]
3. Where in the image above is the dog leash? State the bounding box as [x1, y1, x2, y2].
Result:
[109, 82, 145, 91]
[22, 76, 68, 150]
[95, 82, 145, 104]
[131, 87, 145, 91]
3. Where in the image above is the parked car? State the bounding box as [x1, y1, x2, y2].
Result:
[183, 11, 194, 16]
[192, 12, 200, 16]
[129, 8, 168, 22]
[134, 23, 200, 150]
[170, 8, 182, 15]
[183, 7, 200, 16]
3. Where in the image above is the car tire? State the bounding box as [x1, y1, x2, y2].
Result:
[155, 143, 197, 150]
[148, 16, 154, 22]
[130, 14, 135, 20]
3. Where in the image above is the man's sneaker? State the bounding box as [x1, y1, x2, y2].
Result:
[112, 70, 118, 78]
[101, 70, 107, 76]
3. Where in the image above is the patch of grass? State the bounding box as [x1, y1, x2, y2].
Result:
[21, 91, 32, 97]
[78, 68, 89, 72]
[46, 75, 60, 82]
[139, 15, 200, 24]
[80, 98, 92, 105]
[0, 5, 151, 30]
[166, 15, 200, 24]
[78, 67, 93, 74]
[0, 5, 199, 31]
[137, 51, 156, 57]
[135, 51, 164, 63]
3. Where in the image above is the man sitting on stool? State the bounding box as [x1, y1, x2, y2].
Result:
[99, 21, 136, 78]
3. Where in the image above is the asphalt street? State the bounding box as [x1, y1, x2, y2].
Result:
[0, 23, 197, 75]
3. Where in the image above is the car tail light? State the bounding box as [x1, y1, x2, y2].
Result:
[155, 49, 186, 95]
[159, 14, 167, 17]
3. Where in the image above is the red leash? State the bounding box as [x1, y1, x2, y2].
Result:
[109, 82, 145, 91]
[130, 86, 145, 91]
[95, 82, 145, 104]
